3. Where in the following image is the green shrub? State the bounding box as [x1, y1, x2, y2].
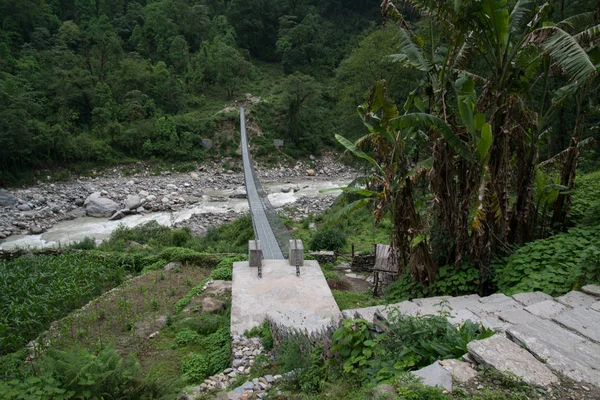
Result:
[196, 313, 226, 336]
[568, 171, 600, 225]
[42, 344, 140, 399]
[244, 321, 273, 350]
[323, 271, 340, 280]
[310, 229, 347, 251]
[159, 247, 219, 267]
[385, 264, 479, 303]
[191, 216, 254, 253]
[67, 236, 96, 250]
[176, 330, 201, 346]
[0, 374, 73, 400]
[182, 354, 210, 383]
[495, 225, 600, 295]
[100, 221, 193, 250]
[332, 312, 494, 383]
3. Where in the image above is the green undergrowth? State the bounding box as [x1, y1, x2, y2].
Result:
[175, 254, 245, 313]
[332, 290, 384, 310]
[568, 170, 600, 226]
[385, 264, 480, 303]
[286, 196, 391, 254]
[495, 224, 600, 295]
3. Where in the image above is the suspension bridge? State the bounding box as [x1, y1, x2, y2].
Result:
[231, 108, 341, 335]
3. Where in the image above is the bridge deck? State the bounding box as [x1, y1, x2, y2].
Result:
[240, 107, 284, 259]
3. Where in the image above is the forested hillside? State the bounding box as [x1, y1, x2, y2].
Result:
[0, 0, 385, 184]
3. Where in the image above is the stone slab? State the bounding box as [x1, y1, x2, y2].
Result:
[231, 260, 341, 335]
[446, 294, 481, 310]
[512, 291, 553, 306]
[592, 301, 600, 312]
[467, 298, 521, 316]
[468, 335, 558, 387]
[411, 361, 453, 392]
[498, 309, 539, 325]
[556, 291, 597, 308]
[525, 300, 569, 320]
[439, 359, 478, 383]
[507, 318, 600, 386]
[479, 293, 512, 304]
[553, 306, 600, 343]
[343, 306, 380, 323]
[582, 284, 600, 297]
[382, 301, 420, 318]
[479, 316, 512, 332]
[412, 296, 452, 308]
[448, 309, 481, 325]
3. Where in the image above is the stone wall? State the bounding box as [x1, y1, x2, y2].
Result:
[350, 253, 375, 272]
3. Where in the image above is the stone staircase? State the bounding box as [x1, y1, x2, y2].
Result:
[343, 285, 600, 388]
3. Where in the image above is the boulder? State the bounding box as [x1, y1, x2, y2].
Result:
[0, 189, 17, 206]
[202, 297, 226, 314]
[164, 261, 182, 271]
[229, 189, 247, 199]
[29, 225, 45, 235]
[84, 192, 118, 218]
[109, 210, 127, 221]
[125, 194, 142, 210]
[306, 169, 316, 176]
[17, 204, 31, 212]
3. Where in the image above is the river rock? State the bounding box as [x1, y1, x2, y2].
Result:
[17, 204, 32, 211]
[0, 189, 17, 206]
[230, 189, 247, 199]
[84, 192, 118, 218]
[108, 210, 127, 221]
[29, 225, 45, 235]
[125, 194, 142, 210]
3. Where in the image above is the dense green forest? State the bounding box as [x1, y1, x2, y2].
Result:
[0, 0, 387, 184]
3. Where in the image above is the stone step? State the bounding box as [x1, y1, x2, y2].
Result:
[507, 318, 600, 386]
[556, 291, 597, 308]
[467, 335, 558, 387]
[581, 284, 600, 297]
[552, 306, 600, 343]
[512, 291, 553, 306]
[524, 300, 569, 319]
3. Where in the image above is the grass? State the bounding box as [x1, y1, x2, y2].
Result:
[286, 197, 391, 254]
[0, 253, 142, 355]
[331, 290, 384, 310]
[46, 265, 210, 357]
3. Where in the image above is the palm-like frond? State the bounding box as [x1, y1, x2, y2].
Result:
[556, 12, 595, 33]
[508, 0, 533, 34]
[538, 26, 597, 82]
[574, 24, 600, 47]
[387, 28, 433, 72]
[390, 113, 473, 161]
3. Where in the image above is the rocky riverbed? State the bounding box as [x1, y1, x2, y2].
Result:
[0, 155, 353, 248]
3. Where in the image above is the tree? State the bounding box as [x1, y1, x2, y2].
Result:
[339, 0, 600, 288]
[281, 72, 321, 144]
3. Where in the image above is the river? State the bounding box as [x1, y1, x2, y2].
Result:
[0, 178, 348, 250]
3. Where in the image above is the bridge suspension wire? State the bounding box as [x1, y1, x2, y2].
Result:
[240, 107, 291, 259]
